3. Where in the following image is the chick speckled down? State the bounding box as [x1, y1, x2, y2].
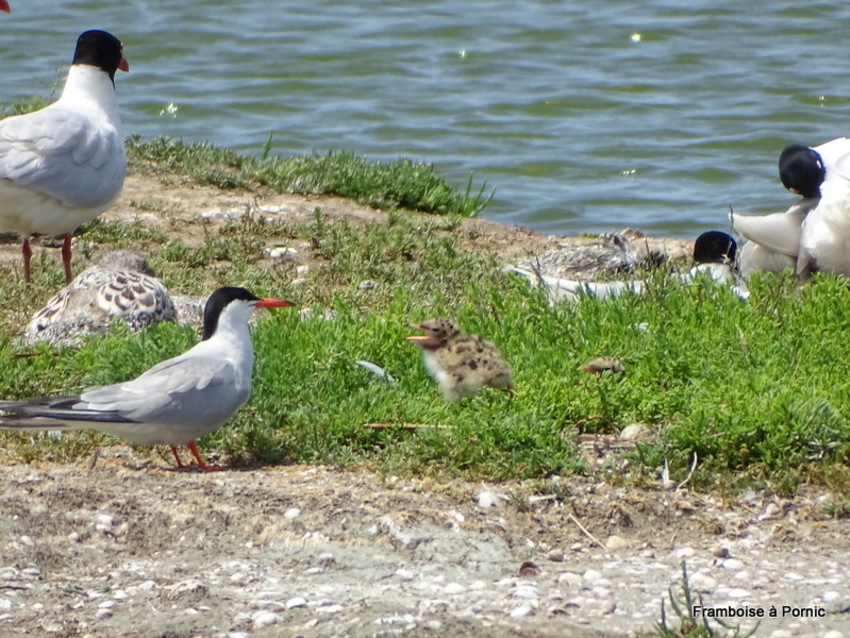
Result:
[406, 318, 514, 402]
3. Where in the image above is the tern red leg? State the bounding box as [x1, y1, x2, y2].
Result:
[61, 234, 73, 284]
[22, 238, 32, 284]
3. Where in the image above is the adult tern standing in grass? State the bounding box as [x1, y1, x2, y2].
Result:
[0, 30, 128, 283]
[0, 287, 294, 471]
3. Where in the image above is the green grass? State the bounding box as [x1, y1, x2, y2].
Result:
[126, 136, 493, 217]
[3, 207, 850, 492]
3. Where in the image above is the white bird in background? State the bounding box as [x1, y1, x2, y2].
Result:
[508, 231, 747, 303]
[0, 287, 294, 471]
[732, 138, 850, 281]
[0, 30, 129, 284]
[23, 250, 177, 347]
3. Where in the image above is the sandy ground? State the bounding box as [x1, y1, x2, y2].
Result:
[0, 177, 849, 637]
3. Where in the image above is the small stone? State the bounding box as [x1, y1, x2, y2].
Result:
[358, 280, 378, 290]
[582, 569, 603, 583]
[252, 611, 281, 628]
[395, 568, 415, 581]
[284, 507, 302, 520]
[723, 558, 744, 570]
[605, 535, 629, 550]
[444, 582, 466, 595]
[724, 588, 749, 599]
[68, 532, 81, 543]
[510, 604, 535, 618]
[546, 548, 564, 562]
[21, 567, 40, 579]
[285, 597, 307, 609]
[19, 536, 34, 547]
[823, 632, 844, 638]
[98, 600, 115, 609]
[304, 567, 323, 575]
[95, 608, 113, 620]
[689, 572, 717, 594]
[317, 552, 336, 567]
[675, 547, 695, 559]
[0, 599, 11, 612]
[557, 572, 583, 588]
[619, 424, 645, 440]
[137, 580, 157, 591]
[316, 604, 343, 614]
[599, 600, 617, 615]
[783, 572, 803, 581]
[519, 561, 540, 576]
[713, 547, 730, 559]
[41, 616, 64, 632]
[823, 591, 841, 603]
[113, 590, 128, 600]
[475, 490, 501, 508]
[514, 585, 538, 599]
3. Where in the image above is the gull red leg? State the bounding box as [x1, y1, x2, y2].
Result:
[22, 237, 32, 284]
[61, 234, 73, 284]
[170, 445, 188, 469]
[187, 441, 224, 472]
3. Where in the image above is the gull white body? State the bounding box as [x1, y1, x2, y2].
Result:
[0, 65, 126, 237]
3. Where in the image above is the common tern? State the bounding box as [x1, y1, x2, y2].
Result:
[0, 287, 293, 470]
[23, 250, 176, 347]
[406, 318, 514, 402]
[0, 30, 128, 284]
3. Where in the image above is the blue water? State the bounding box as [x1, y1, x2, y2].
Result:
[3, 1, 850, 237]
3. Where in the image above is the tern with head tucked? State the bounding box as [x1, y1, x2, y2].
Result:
[0, 287, 294, 470]
[0, 30, 128, 284]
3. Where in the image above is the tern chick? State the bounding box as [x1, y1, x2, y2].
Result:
[406, 318, 514, 402]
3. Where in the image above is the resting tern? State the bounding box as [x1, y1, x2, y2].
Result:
[406, 318, 514, 402]
[0, 30, 128, 284]
[509, 231, 747, 303]
[0, 287, 293, 470]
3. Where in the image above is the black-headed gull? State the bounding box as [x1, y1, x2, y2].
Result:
[23, 250, 176, 347]
[406, 318, 514, 402]
[732, 138, 850, 280]
[0, 30, 128, 284]
[0, 287, 294, 471]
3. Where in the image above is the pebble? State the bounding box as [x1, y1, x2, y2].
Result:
[689, 572, 717, 594]
[823, 632, 844, 638]
[0, 599, 10, 612]
[95, 609, 113, 620]
[675, 547, 695, 559]
[286, 597, 307, 609]
[265, 246, 298, 259]
[605, 535, 629, 550]
[510, 604, 535, 618]
[113, 590, 128, 600]
[21, 568, 41, 579]
[475, 490, 501, 508]
[444, 583, 466, 595]
[598, 600, 617, 615]
[317, 552, 336, 567]
[713, 547, 730, 559]
[20, 535, 34, 547]
[315, 604, 344, 614]
[823, 590, 841, 603]
[98, 600, 115, 609]
[252, 611, 281, 628]
[546, 548, 565, 562]
[557, 572, 583, 588]
[513, 585, 538, 599]
[582, 569, 603, 583]
[137, 580, 157, 591]
[284, 507, 302, 520]
[395, 568, 415, 581]
[723, 558, 745, 570]
[619, 424, 645, 440]
[358, 280, 378, 290]
[41, 616, 63, 632]
[723, 588, 750, 599]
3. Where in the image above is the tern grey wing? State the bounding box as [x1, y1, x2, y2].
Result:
[80, 355, 247, 424]
[0, 107, 125, 208]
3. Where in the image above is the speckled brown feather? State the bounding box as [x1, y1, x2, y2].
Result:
[406, 318, 514, 402]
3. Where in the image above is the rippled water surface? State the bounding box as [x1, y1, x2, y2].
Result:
[4, 1, 850, 237]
